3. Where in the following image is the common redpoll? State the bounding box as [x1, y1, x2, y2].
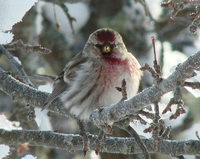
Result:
[43, 28, 142, 121]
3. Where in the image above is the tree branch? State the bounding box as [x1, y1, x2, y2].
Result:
[90, 51, 200, 130]
[0, 129, 200, 156]
[1, 52, 200, 129]
[0, 68, 69, 117]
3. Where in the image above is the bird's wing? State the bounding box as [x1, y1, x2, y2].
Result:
[42, 52, 88, 110]
[29, 74, 55, 87]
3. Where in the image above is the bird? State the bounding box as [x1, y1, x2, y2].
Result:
[42, 28, 142, 121]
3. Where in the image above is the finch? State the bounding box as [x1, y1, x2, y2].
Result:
[42, 28, 142, 121]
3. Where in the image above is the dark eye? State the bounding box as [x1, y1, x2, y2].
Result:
[95, 44, 101, 49]
[113, 44, 116, 47]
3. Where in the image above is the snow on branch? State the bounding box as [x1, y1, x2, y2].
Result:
[0, 48, 200, 156]
[1, 51, 200, 125]
[0, 129, 200, 156]
[90, 51, 200, 131]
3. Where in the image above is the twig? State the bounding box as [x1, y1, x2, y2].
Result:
[162, 83, 186, 119]
[151, 36, 161, 77]
[184, 82, 200, 89]
[128, 114, 148, 125]
[0, 44, 36, 120]
[137, 0, 154, 21]
[139, 110, 155, 120]
[3, 40, 51, 54]
[26, 104, 36, 121]
[141, 36, 162, 82]
[172, 110, 194, 137]
[152, 102, 161, 151]
[161, 0, 200, 34]
[115, 79, 127, 100]
[52, 3, 60, 30]
[161, 0, 188, 20]
[160, 126, 171, 139]
[1, 50, 200, 129]
[59, 3, 76, 35]
[115, 119, 151, 159]
[141, 63, 160, 81]
[189, 5, 200, 34]
[0, 45, 33, 86]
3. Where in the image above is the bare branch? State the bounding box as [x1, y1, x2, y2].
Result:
[162, 83, 186, 119]
[161, 0, 188, 20]
[189, 5, 200, 34]
[1, 51, 200, 134]
[0, 45, 33, 86]
[115, 120, 151, 159]
[59, 3, 76, 35]
[184, 81, 200, 89]
[90, 51, 200, 131]
[0, 67, 69, 117]
[3, 40, 51, 54]
[0, 129, 200, 156]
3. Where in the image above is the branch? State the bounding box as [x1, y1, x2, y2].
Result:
[0, 45, 33, 86]
[90, 51, 200, 131]
[3, 40, 51, 54]
[0, 129, 200, 156]
[0, 51, 200, 131]
[0, 67, 69, 117]
[0, 49, 200, 128]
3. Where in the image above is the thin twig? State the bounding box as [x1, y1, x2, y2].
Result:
[184, 82, 200, 89]
[161, 0, 188, 20]
[162, 83, 186, 119]
[137, 0, 154, 21]
[0, 45, 33, 86]
[139, 110, 154, 120]
[152, 102, 161, 151]
[151, 36, 161, 77]
[3, 40, 51, 54]
[189, 5, 200, 34]
[59, 3, 76, 35]
[0, 44, 36, 120]
[52, 3, 60, 30]
[141, 63, 160, 80]
[160, 126, 171, 139]
[115, 79, 127, 100]
[115, 119, 151, 159]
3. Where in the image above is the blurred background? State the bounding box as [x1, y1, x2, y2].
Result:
[0, 0, 200, 159]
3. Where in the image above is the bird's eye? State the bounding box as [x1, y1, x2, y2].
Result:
[95, 44, 101, 49]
